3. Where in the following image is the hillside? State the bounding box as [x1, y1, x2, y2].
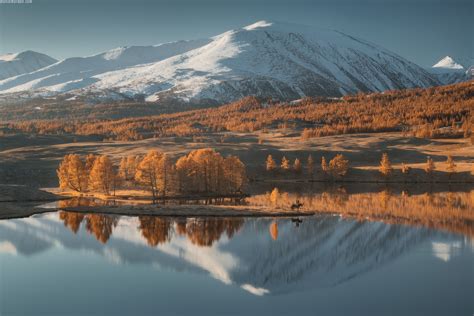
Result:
[3, 81, 472, 141]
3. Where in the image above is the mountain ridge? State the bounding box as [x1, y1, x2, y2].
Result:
[1, 21, 467, 104]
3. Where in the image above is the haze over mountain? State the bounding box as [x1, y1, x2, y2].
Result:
[1, 21, 468, 105]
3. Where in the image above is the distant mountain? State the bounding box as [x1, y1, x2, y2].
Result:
[429, 55, 473, 85]
[0, 21, 450, 104]
[0, 51, 57, 80]
[0, 39, 211, 98]
[432, 56, 465, 70]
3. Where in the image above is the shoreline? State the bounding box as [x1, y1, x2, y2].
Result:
[1, 199, 472, 238]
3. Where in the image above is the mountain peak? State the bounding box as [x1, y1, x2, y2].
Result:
[432, 56, 464, 70]
[243, 20, 274, 30]
[0, 50, 56, 63]
[0, 50, 57, 80]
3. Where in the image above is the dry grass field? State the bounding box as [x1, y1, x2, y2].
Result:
[0, 130, 472, 188]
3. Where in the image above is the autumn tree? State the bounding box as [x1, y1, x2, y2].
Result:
[135, 150, 167, 202]
[321, 156, 329, 174]
[379, 153, 393, 177]
[293, 158, 302, 173]
[223, 155, 247, 193]
[281, 156, 290, 171]
[329, 154, 349, 177]
[89, 155, 117, 195]
[57, 154, 88, 192]
[119, 155, 139, 181]
[401, 163, 411, 175]
[266, 155, 277, 172]
[175, 148, 246, 195]
[425, 156, 436, 177]
[446, 155, 457, 178]
[270, 188, 280, 205]
[85, 154, 97, 173]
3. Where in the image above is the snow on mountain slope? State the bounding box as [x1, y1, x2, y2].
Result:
[432, 56, 464, 70]
[0, 51, 57, 80]
[429, 56, 473, 84]
[0, 39, 211, 95]
[89, 20, 440, 103]
[0, 21, 440, 102]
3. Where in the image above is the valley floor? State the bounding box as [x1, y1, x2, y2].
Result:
[0, 131, 472, 187]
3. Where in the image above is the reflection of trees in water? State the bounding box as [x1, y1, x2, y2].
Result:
[139, 216, 172, 246]
[60, 212, 118, 244]
[185, 218, 244, 247]
[58, 197, 117, 208]
[59, 211, 85, 234]
[59, 212, 244, 247]
[175, 218, 188, 236]
[249, 188, 474, 237]
[85, 214, 119, 244]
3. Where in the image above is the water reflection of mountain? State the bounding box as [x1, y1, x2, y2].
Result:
[0, 213, 465, 296]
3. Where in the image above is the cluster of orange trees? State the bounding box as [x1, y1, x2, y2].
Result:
[266, 154, 349, 178]
[5, 81, 472, 141]
[379, 153, 457, 177]
[249, 189, 473, 237]
[57, 148, 247, 201]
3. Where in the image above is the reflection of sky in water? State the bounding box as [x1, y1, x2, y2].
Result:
[0, 212, 473, 316]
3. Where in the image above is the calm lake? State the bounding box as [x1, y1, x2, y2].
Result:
[0, 210, 473, 316]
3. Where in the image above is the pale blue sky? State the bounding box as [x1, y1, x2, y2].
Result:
[0, 0, 471, 67]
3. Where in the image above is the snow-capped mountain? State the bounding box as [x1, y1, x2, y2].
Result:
[0, 51, 57, 80]
[0, 21, 445, 103]
[429, 55, 473, 84]
[433, 56, 465, 70]
[0, 39, 210, 98]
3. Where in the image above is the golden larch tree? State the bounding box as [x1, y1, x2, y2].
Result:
[446, 155, 457, 178]
[135, 150, 165, 202]
[425, 156, 436, 175]
[57, 154, 88, 192]
[321, 156, 329, 174]
[89, 155, 116, 195]
[281, 156, 290, 171]
[379, 153, 393, 177]
[266, 154, 277, 172]
[401, 163, 411, 175]
[119, 155, 140, 181]
[329, 154, 349, 177]
[223, 155, 247, 194]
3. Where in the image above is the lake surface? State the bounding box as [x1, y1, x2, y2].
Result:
[0, 212, 473, 316]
